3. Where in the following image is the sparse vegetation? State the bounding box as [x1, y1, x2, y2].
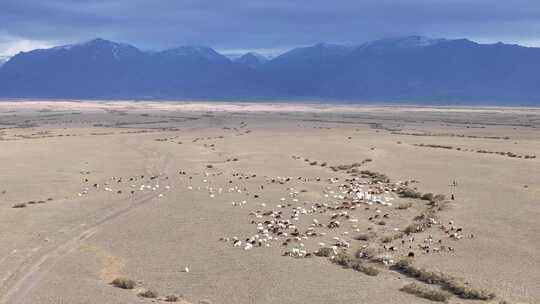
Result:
[422, 192, 434, 201]
[12, 203, 27, 208]
[381, 232, 404, 243]
[414, 143, 535, 160]
[315, 247, 335, 257]
[138, 289, 158, 298]
[414, 143, 454, 149]
[354, 233, 374, 241]
[428, 199, 449, 211]
[111, 277, 136, 289]
[164, 295, 180, 302]
[399, 187, 422, 199]
[329, 159, 373, 174]
[355, 247, 380, 260]
[394, 259, 495, 300]
[404, 223, 423, 234]
[333, 250, 380, 276]
[400, 283, 452, 302]
[397, 202, 413, 210]
[360, 170, 389, 183]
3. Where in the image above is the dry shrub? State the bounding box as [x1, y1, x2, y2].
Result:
[138, 289, 158, 298]
[432, 194, 446, 203]
[421, 193, 435, 201]
[399, 188, 422, 199]
[12, 203, 27, 208]
[381, 232, 404, 243]
[333, 250, 379, 276]
[360, 170, 389, 183]
[400, 283, 452, 302]
[165, 295, 180, 302]
[428, 199, 449, 212]
[315, 247, 335, 257]
[354, 233, 374, 241]
[111, 277, 136, 289]
[352, 263, 380, 276]
[396, 202, 413, 210]
[394, 259, 495, 300]
[404, 223, 423, 234]
[356, 247, 379, 260]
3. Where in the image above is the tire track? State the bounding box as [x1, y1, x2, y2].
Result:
[1, 143, 173, 304]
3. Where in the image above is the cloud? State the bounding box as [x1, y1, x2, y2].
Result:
[0, 32, 57, 58]
[1, 0, 540, 55]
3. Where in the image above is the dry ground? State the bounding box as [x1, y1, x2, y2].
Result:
[0, 101, 539, 304]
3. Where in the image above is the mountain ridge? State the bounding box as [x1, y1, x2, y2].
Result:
[1, 36, 539, 105]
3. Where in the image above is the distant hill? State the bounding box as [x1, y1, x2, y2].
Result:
[234, 52, 268, 69]
[1, 36, 539, 105]
[0, 56, 9, 66]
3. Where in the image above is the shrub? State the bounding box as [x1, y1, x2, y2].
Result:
[333, 251, 379, 276]
[404, 223, 423, 234]
[354, 233, 373, 241]
[421, 193, 434, 201]
[399, 188, 422, 199]
[396, 202, 413, 210]
[400, 283, 452, 302]
[356, 247, 379, 260]
[165, 295, 180, 302]
[12, 203, 27, 208]
[138, 289, 158, 298]
[334, 251, 355, 267]
[315, 247, 335, 257]
[394, 259, 495, 300]
[432, 194, 446, 202]
[381, 232, 404, 243]
[360, 170, 389, 183]
[352, 263, 380, 276]
[111, 277, 136, 289]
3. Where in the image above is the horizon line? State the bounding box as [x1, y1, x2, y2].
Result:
[2, 35, 539, 61]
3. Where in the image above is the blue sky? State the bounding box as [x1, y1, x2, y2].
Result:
[1, 0, 540, 58]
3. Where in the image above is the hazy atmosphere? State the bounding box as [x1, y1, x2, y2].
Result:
[2, 0, 540, 57]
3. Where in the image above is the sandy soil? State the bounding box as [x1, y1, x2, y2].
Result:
[0, 101, 539, 304]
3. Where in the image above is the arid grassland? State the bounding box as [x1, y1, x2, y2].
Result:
[0, 101, 539, 304]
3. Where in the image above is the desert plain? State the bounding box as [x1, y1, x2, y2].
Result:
[0, 100, 539, 304]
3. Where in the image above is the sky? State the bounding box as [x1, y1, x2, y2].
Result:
[1, 0, 540, 58]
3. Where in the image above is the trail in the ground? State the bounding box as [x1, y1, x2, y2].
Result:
[0, 141, 173, 304]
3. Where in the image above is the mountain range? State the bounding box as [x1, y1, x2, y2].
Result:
[1, 36, 539, 105]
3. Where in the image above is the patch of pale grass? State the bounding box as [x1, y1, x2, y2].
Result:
[111, 277, 136, 289]
[394, 259, 495, 300]
[333, 250, 380, 276]
[400, 283, 451, 302]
